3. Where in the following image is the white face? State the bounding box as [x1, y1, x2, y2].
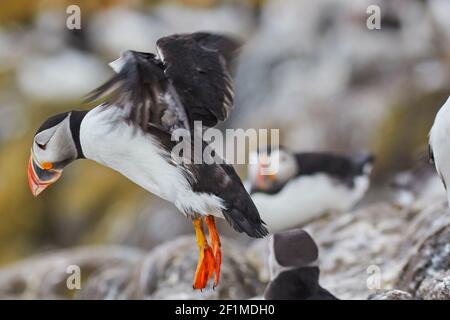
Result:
[248, 148, 298, 191]
[28, 113, 77, 196]
[32, 115, 76, 167]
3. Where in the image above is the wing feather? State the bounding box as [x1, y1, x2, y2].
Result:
[156, 32, 241, 129]
[85, 50, 167, 131]
[86, 32, 241, 133]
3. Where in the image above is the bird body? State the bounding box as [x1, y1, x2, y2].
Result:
[80, 105, 225, 219]
[28, 32, 268, 290]
[247, 148, 374, 233]
[429, 96, 450, 204]
[251, 171, 370, 233]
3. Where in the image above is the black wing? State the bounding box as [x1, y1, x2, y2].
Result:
[85, 50, 178, 131]
[156, 32, 241, 128]
[86, 33, 241, 133]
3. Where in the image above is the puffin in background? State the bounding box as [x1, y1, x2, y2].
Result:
[246, 146, 375, 233]
[27, 32, 268, 290]
[429, 95, 450, 205]
[264, 229, 337, 300]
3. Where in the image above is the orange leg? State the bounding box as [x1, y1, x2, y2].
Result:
[205, 216, 222, 288]
[192, 218, 215, 290]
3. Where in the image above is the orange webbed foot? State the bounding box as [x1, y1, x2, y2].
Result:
[193, 243, 215, 290]
[206, 216, 222, 289]
[192, 218, 216, 290]
[212, 245, 221, 289]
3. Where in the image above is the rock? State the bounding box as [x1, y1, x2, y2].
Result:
[418, 271, 450, 300]
[245, 238, 271, 285]
[0, 236, 264, 300]
[304, 202, 409, 299]
[302, 191, 450, 299]
[0, 246, 144, 299]
[368, 289, 413, 300]
[397, 221, 450, 296]
[139, 236, 264, 300]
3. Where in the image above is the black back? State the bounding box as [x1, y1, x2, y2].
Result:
[295, 152, 374, 179]
[264, 267, 338, 300]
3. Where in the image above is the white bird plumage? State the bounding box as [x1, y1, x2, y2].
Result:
[250, 173, 370, 233]
[80, 105, 226, 218]
[429, 95, 450, 205]
[246, 148, 373, 233]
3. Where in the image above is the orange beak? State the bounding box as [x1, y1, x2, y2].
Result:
[255, 162, 277, 189]
[28, 153, 62, 196]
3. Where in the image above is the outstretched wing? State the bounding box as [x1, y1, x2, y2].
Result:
[156, 32, 241, 128]
[86, 32, 241, 133]
[85, 50, 178, 131]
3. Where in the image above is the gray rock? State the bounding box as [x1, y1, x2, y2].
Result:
[418, 271, 450, 300]
[368, 289, 413, 300]
[140, 236, 264, 300]
[0, 237, 264, 300]
[397, 222, 450, 296]
[0, 246, 144, 299]
[303, 195, 450, 299]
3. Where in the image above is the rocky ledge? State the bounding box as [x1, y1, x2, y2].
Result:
[1, 177, 450, 300]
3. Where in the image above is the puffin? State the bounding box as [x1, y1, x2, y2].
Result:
[27, 32, 268, 290]
[429, 95, 450, 205]
[264, 229, 337, 300]
[246, 146, 374, 232]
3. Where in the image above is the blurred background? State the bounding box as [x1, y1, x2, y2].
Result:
[0, 0, 450, 299]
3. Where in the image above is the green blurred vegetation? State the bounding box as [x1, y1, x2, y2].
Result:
[373, 90, 448, 178]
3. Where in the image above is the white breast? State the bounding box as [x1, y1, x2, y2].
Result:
[430, 96, 450, 204]
[251, 174, 369, 233]
[79, 105, 224, 218]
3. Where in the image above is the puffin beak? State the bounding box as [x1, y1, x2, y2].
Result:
[255, 162, 277, 189]
[27, 153, 62, 196]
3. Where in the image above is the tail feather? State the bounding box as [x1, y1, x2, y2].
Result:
[223, 205, 268, 238]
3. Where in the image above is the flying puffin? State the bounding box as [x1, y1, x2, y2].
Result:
[246, 146, 374, 233]
[429, 95, 450, 205]
[27, 32, 268, 290]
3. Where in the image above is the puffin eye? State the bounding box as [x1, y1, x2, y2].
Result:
[36, 142, 46, 150]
